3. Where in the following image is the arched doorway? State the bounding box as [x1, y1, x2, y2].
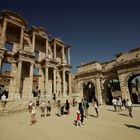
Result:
[83, 82, 95, 102]
[128, 74, 140, 104]
[105, 79, 121, 104]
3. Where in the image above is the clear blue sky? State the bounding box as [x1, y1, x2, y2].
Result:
[1, 0, 140, 73]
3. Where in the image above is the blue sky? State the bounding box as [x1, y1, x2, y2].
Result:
[0, 0, 140, 73]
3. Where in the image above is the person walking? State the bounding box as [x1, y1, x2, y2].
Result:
[40, 100, 46, 117]
[94, 101, 99, 117]
[31, 102, 37, 125]
[65, 100, 70, 114]
[76, 110, 81, 127]
[46, 101, 52, 116]
[1, 94, 6, 107]
[126, 99, 133, 118]
[83, 98, 89, 118]
[78, 102, 84, 125]
[112, 97, 117, 112]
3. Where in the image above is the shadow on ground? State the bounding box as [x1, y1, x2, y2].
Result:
[119, 113, 129, 117]
[124, 124, 140, 130]
[107, 109, 115, 112]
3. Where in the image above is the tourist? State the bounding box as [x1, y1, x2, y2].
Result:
[57, 100, 61, 117]
[112, 97, 117, 112]
[117, 97, 122, 112]
[126, 99, 133, 118]
[46, 101, 51, 116]
[94, 101, 99, 117]
[122, 98, 126, 108]
[76, 110, 81, 127]
[1, 94, 6, 107]
[83, 98, 89, 118]
[40, 100, 46, 117]
[78, 102, 84, 125]
[65, 99, 70, 114]
[31, 102, 37, 125]
[28, 101, 32, 113]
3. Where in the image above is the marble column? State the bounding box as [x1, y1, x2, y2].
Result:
[53, 68, 56, 93]
[68, 72, 71, 95]
[119, 74, 130, 100]
[62, 46, 65, 64]
[20, 27, 24, 49]
[46, 38, 48, 57]
[15, 61, 22, 99]
[63, 69, 66, 96]
[32, 32, 35, 52]
[0, 56, 2, 72]
[68, 47, 70, 64]
[45, 67, 49, 94]
[96, 78, 103, 104]
[54, 42, 56, 59]
[29, 63, 33, 98]
[0, 19, 7, 46]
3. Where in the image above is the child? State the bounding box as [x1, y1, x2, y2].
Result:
[76, 110, 81, 127]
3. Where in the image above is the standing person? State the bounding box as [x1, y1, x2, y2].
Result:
[57, 100, 61, 117]
[46, 101, 52, 116]
[76, 110, 81, 127]
[117, 97, 122, 112]
[78, 102, 84, 125]
[65, 100, 70, 114]
[83, 98, 89, 118]
[31, 102, 37, 125]
[112, 97, 117, 112]
[1, 94, 6, 107]
[28, 101, 32, 113]
[94, 101, 99, 117]
[122, 98, 126, 108]
[126, 99, 133, 118]
[40, 100, 45, 117]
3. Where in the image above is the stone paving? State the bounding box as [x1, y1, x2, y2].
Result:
[0, 104, 140, 140]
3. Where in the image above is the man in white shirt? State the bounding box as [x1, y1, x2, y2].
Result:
[126, 99, 133, 118]
[1, 94, 6, 107]
[112, 97, 117, 111]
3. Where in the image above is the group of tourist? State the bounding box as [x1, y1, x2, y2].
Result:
[112, 97, 133, 118]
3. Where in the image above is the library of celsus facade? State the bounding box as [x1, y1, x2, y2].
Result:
[72, 48, 140, 105]
[0, 10, 72, 102]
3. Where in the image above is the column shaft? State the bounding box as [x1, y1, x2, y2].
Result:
[0, 19, 7, 46]
[68, 47, 70, 64]
[15, 61, 22, 99]
[63, 69, 66, 96]
[96, 78, 103, 104]
[20, 27, 24, 49]
[53, 69, 56, 93]
[68, 72, 71, 95]
[54, 42, 56, 59]
[32, 33, 35, 52]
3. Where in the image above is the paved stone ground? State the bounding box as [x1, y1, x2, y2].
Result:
[0, 105, 140, 140]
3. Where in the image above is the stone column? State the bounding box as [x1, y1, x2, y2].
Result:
[32, 32, 35, 52]
[0, 56, 2, 72]
[68, 47, 70, 64]
[45, 67, 49, 94]
[68, 72, 71, 95]
[54, 42, 56, 59]
[62, 46, 65, 64]
[62, 69, 66, 96]
[119, 74, 130, 100]
[20, 27, 24, 49]
[95, 78, 103, 104]
[53, 68, 56, 93]
[46, 38, 48, 57]
[29, 63, 33, 98]
[15, 61, 22, 99]
[0, 19, 7, 46]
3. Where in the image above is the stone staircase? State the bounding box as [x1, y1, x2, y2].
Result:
[0, 99, 31, 116]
